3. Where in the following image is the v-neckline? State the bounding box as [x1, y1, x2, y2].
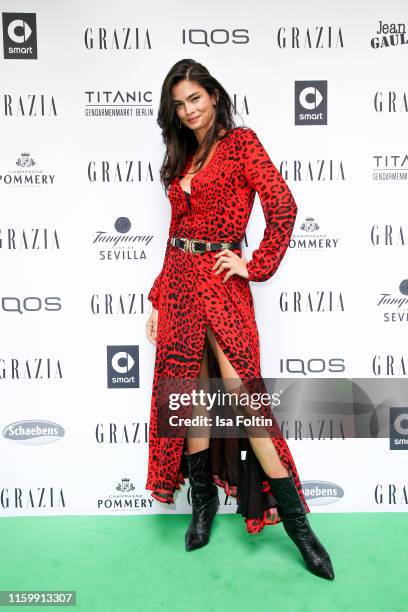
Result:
[177, 128, 234, 196]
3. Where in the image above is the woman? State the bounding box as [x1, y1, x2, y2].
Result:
[145, 59, 334, 580]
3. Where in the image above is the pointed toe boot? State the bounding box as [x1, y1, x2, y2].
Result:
[268, 473, 335, 580]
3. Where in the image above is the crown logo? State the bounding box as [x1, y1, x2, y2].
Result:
[116, 477, 135, 493]
[16, 152, 36, 168]
[300, 217, 319, 232]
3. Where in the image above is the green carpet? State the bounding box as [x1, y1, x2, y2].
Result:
[0, 513, 406, 611]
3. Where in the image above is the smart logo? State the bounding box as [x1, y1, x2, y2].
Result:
[2, 13, 37, 59]
[390, 407, 408, 450]
[107, 345, 139, 388]
[295, 80, 327, 125]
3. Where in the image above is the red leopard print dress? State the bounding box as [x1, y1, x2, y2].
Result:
[145, 126, 310, 534]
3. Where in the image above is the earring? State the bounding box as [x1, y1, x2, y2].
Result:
[178, 118, 182, 129]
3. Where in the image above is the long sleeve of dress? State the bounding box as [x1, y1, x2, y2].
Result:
[147, 200, 181, 310]
[241, 128, 298, 282]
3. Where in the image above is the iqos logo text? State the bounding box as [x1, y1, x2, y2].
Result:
[1, 296, 61, 313]
[182, 29, 249, 46]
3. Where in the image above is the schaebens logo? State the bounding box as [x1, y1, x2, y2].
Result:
[301, 480, 344, 505]
[3, 420, 65, 445]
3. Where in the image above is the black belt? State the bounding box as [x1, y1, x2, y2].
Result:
[169, 236, 242, 254]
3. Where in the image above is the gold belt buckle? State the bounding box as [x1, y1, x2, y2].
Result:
[182, 238, 190, 253]
[189, 239, 203, 253]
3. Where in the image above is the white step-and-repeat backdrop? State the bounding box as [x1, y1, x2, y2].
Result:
[1, 0, 407, 517]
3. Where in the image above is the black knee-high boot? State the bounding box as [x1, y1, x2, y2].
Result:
[185, 447, 219, 551]
[268, 473, 335, 580]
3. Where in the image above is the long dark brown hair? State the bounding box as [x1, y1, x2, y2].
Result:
[157, 59, 237, 191]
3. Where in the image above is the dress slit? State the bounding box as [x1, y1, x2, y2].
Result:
[179, 316, 306, 535]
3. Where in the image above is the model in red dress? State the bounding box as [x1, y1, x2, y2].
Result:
[145, 59, 334, 580]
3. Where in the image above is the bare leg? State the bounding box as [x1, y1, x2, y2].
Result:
[205, 326, 289, 478]
[200, 330, 334, 580]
